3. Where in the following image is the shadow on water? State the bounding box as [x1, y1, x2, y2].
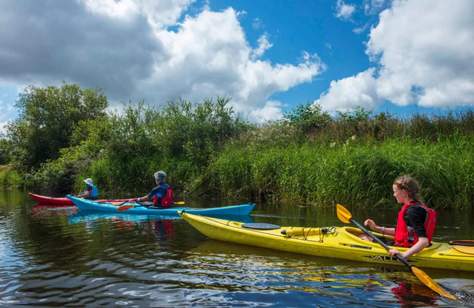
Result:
[1, 189, 473, 306]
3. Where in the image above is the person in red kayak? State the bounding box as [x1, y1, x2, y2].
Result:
[136, 170, 174, 208]
[362, 175, 437, 260]
[77, 178, 100, 200]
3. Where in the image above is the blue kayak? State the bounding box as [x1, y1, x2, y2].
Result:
[67, 195, 255, 217]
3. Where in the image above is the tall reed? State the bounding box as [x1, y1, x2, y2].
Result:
[205, 136, 474, 209]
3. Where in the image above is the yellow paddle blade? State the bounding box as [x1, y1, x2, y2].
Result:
[336, 204, 352, 224]
[174, 201, 185, 205]
[411, 267, 457, 300]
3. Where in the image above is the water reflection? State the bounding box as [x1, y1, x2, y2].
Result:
[1, 190, 474, 307]
[68, 210, 177, 224]
[31, 204, 77, 217]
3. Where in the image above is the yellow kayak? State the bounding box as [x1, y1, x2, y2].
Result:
[180, 212, 474, 272]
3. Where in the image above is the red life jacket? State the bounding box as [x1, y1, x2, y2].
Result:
[152, 187, 174, 208]
[161, 187, 174, 208]
[394, 200, 437, 247]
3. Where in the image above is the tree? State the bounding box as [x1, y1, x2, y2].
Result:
[284, 102, 332, 135]
[7, 84, 108, 171]
[0, 138, 13, 164]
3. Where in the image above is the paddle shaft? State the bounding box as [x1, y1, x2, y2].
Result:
[350, 218, 411, 268]
[337, 204, 457, 300]
[117, 199, 134, 206]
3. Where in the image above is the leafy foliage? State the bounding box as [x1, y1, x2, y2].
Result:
[28, 97, 249, 196]
[284, 103, 331, 140]
[2, 84, 473, 209]
[7, 84, 107, 171]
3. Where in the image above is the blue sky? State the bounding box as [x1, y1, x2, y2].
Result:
[0, 0, 473, 128]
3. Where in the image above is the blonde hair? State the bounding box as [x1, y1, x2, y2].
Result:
[394, 175, 421, 201]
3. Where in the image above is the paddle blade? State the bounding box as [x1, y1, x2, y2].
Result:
[336, 204, 352, 224]
[117, 205, 134, 212]
[174, 201, 185, 205]
[411, 266, 457, 300]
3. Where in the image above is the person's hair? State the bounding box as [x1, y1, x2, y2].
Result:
[394, 175, 422, 201]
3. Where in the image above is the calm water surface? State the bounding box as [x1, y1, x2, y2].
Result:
[1, 190, 473, 307]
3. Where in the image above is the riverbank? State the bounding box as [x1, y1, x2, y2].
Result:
[203, 136, 474, 209]
[2, 84, 474, 209]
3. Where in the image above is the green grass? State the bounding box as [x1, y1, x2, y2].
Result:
[204, 136, 474, 209]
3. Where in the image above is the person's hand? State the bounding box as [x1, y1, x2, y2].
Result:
[364, 219, 377, 230]
[389, 248, 408, 259]
[389, 248, 400, 257]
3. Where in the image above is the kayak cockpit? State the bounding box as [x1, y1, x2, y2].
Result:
[343, 227, 443, 252]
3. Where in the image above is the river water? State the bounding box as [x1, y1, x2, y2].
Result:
[1, 190, 473, 307]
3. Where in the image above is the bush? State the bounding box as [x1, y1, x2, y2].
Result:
[7, 84, 107, 172]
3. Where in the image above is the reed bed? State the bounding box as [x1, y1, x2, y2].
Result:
[206, 136, 474, 209]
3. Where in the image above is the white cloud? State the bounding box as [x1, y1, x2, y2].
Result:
[252, 18, 264, 30]
[363, 0, 388, 15]
[82, 0, 139, 20]
[0, 1, 162, 99]
[137, 8, 323, 119]
[251, 34, 273, 59]
[353, 22, 370, 34]
[0, 1, 322, 123]
[0, 85, 20, 135]
[82, 0, 193, 28]
[316, 69, 378, 112]
[249, 100, 284, 124]
[317, 0, 474, 112]
[336, 0, 356, 20]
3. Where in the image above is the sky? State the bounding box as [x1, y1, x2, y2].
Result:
[0, 0, 473, 129]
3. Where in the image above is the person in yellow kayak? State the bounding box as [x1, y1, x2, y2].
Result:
[77, 178, 100, 200]
[136, 170, 174, 208]
[362, 175, 437, 259]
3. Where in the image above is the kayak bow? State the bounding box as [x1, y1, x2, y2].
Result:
[29, 193, 132, 206]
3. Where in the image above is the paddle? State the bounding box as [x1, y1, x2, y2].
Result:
[115, 199, 136, 211]
[336, 203, 457, 300]
[117, 200, 185, 212]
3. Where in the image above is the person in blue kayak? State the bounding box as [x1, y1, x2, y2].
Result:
[136, 170, 174, 208]
[362, 175, 437, 260]
[77, 178, 100, 200]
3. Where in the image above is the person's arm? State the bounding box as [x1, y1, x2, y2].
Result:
[364, 219, 395, 236]
[389, 237, 429, 259]
[137, 187, 159, 202]
[77, 187, 91, 198]
[136, 194, 149, 202]
[389, 206, 429, 258]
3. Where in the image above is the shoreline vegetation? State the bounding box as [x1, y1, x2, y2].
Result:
[1, 84, 473, 209]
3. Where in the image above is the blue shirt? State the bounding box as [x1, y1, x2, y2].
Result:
[147, 182, 169, 203]
[86, 184, 99, 199]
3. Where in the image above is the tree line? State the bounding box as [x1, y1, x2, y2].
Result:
[1, 84, 473, 208]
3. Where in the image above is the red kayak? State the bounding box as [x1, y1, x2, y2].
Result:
[29, 193, 132, 206]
